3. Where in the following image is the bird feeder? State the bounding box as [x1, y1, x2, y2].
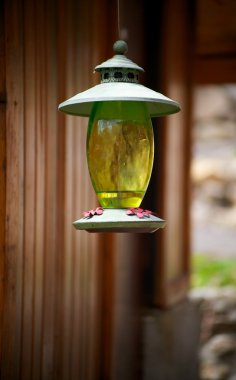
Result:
[58, 40, 180, 233]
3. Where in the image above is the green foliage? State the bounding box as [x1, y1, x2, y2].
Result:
[191, 254, 236, 288]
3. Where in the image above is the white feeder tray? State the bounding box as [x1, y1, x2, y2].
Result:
[73, 208, 166, 233]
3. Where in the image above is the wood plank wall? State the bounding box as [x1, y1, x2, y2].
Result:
[1, 0, 147, 379]
[1, 0, 117, 379]
[1, 0, 197, 377]
[0, 0, 6, 368]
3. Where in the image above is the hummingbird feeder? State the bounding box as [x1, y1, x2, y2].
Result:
[58, 40, 180, 233]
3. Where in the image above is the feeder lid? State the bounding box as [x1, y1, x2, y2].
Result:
[95, 40, 144, 73]
[58, 40, 181, 118]
[73, 208, 166, 233]
[59, 82, 180, 117]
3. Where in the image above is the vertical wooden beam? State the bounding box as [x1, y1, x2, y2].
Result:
[0, 0, 6, 371]
[57, 2, 75, 377]
[53, 0, 66, 377]
[2, 0, 25, 378]
[20, 1, 36, 378]
[41, 0, 58, 377]
[155, 0, 193, 306]
[31, 0, 46, 377]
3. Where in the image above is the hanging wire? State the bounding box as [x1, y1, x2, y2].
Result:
[117, 0, 120, 39]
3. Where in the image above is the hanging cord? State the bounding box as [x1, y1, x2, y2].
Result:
[117, 0, 120, 39]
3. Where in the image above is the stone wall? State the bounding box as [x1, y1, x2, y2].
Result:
[143, 299, 201, 380]
[191, 287, 236, 380]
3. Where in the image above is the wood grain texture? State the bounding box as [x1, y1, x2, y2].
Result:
[152, 0, 193, 307]
[0, 103, 6, 372]
[2, 0, 25, 378]
[0, 0, 6, 369]
[1, 0, 116, 379]
[20, 1, 36, 379]
[1, 0, 196, 377]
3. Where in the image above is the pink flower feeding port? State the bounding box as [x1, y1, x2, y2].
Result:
[126, 208, 158, 219]
[83, 207, 104, 219]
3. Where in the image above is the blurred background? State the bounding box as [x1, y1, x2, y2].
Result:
[0, 0, 236, 379]
[192, 85, 236, 281]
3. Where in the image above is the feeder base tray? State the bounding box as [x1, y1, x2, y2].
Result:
[73, 208, 166, 233]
